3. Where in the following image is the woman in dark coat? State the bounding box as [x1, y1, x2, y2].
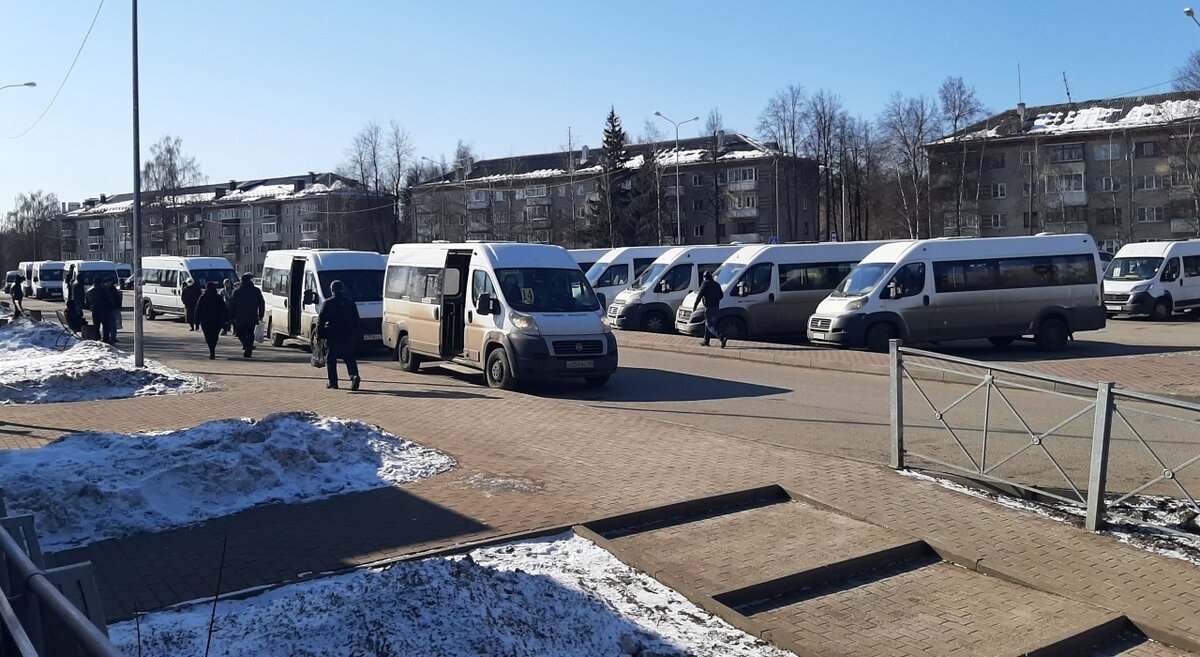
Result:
[195, 282, 229, 360]
[181, 279, 202, 331]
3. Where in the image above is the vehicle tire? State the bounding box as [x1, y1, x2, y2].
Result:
[865, 323, 898, 353]
[485, 347, 515, 390]
[640, 311, 668, 333]
[1106, 312, 1117, 320]
[143, 301, 157, 320]
[585, 374, 611, 387]
[398, 335, 423, 373]
[988, 336, 1015, 348]
[268, 318, 285, 347]
[716, 316, 746, 341]
[35, 289, 44, 300]
[1034, 317, 1068, 351]
[1151, 298, 1172, 322]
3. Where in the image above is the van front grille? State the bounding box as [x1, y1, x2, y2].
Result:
[809, 317, 832, 331]
[552, 339, 603, 356]
[1103, 293, 1128, 304]
[677, 306, 693, 322]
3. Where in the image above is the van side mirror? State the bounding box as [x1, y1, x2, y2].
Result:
[303, 290, 317, 305]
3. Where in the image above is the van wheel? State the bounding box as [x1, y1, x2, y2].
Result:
[716, 316, 746, 341]
[143, 301, 157, 320]
[1151, 299, 1173, 321]
[866, 323, 897, 353]
[988, 336, 1016, 348]
[1034, 318, 1068, 351]
[398, 335, 423, 373]
[585, 374, 611, 387]
[640, 311, 668, 333]
[268, 319, 285, 347]
[485, 348, 515, 390]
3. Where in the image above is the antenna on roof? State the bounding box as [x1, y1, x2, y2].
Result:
[1018, 62, 1023, 105]
[1062, 71, 1074, 105]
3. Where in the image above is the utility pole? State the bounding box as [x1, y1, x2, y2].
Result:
[132, 0, 145, 368]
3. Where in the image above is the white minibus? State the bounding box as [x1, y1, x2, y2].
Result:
[569, 248, 611, 273]
[383, 242, 616, 389]
[141, 256, 236, 319]
[808, 234, 1105, 352]
[585, 246, 673, 308]
[17, 262, 33, 296]
[261, 249, 386, 349]
[676, 242, 892, 341]
[63, 260, 121, 309]
[609, 245, 741, 332]
[1102, 240, 1200, 320]
[30, 261, 65, 299]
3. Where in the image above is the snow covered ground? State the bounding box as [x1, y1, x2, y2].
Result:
[0, 412, 456, 550]
[0, 319, 212, 404]
[902, 470, 1200, 566]
[109, 531, 792, 657]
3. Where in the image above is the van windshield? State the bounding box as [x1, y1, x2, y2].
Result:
[833, 263, 895, 297]
[630, 263, 667, 290]
[1104, 257, 1162, 281]
[187, 268, 237, 287]
[40, 269, 64, 281]
[496, 267, 600, 313]
[713, 264, 745, 287]
[317, 269, 385, 302]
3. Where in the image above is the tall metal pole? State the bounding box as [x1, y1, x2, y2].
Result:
[673, 124, 682, 245]
[840, 171, 848, 241]
[132, 0, 144, 368]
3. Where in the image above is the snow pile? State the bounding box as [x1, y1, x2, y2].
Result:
[0, 305, 10, 319]
[0, 338, 211, 404]
[0, 318, 75, 359]
[0, 412, 455, 550]
[109, 532, 792, 657]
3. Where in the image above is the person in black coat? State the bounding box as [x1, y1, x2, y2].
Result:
[229, 273, 265, 358]
[181, 279, 202, 331]
[85, 281, 115, 344]
[195, 282, 229, 360]
[693, 271, 726, 348]
[9, 275, 24, 317]
[316, 279, 361, 390]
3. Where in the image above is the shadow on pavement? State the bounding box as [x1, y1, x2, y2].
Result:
[535, 366, 789, 403]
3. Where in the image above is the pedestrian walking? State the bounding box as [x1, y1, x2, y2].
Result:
[181, 279, 202, 331]
[69, 269, 86, 310]
[229, 273, 265, 358]
[86, 280, 116, 344]
[693, 271, 727, 348]
[219, 278, 236, 335]
[107, 278, 123, 343]
[316, 279, 361, 390]
[9, 275, 24, 317]
[196, 282, 229, 360]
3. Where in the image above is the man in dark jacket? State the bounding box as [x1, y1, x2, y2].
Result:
[219, 279, 236, 334]
[693, 271, 726, 348]
[181, 279, 202, 331]
[196, 282, 229, 360]
[86, 280, 115, 344]
[69, 269, 87, 310]
[229, 273, 265, 358]
[9, 275, 24, 317]
[107, 279, 123, 343]
[317, 279, 361, 390]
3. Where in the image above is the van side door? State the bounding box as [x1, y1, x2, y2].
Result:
[465, 269, 499, 363]
[1181, 255, 1200, 307]
[879, 262, 936, 341]
[730, 262, 775, 336]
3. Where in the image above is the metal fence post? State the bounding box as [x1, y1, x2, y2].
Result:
[890, 339, 904, 469]
[1086, 381, 1115, 531]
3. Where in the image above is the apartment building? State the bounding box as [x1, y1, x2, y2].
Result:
[60, 173, 396, 274]
[928, 90, 1200, 253]
[411, 133, 819, 247]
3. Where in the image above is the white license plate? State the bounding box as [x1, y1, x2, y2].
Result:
[811, 332, 826, 341]
[363, 334, 382, 340]
[1105, 306, 1121, 312]
[565, 360, 594, 369]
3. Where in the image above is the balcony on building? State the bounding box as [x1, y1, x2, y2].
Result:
[727, 179, 757, 192]
[221, 241, 238, 254]
[149, 216, 163, 227]
[299, 239, 320, 249]
[1171, 218, 1198, 234]
[466, 198, 489, 210]
[526, 196, 552, 207]
[150, 234, 165, 245]
[729, 232, 763, 244]
[1043, 221, 1089, 234]
[1049, 190, 1087, 207]
[87, 223, 104, 237]
[466, 219, 490, 233]
[300, 222, 321, 238]
[220, 226, 238, 239]
[61, 229, 75, 239]
[185, 228, 202, 241]
[117, 239, 132, 251]
[729, 207, 759, 219]
[261, 223, 281, 242]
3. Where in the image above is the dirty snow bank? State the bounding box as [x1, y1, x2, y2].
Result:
[0, 412, 456, 550]
[110, 531, 792, 657]
[0, 320, 210, 404]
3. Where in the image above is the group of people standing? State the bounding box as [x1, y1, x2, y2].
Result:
[180, 274, 264, 360]
[64, 273, 122, 344]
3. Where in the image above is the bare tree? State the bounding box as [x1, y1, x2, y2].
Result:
[1174, 50, 1200, 91]
[878, 93, 939, 238]
[757, 84, 807, 239]
[705, 107, 725, 136]
[937, 76, 987, 236]
[141, 135, 205, 254]
[808, 90, 845, 240]
[637, 118, 665, 145]
[1, 191, 61, 265]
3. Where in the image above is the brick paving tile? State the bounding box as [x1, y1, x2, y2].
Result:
[754, 561, 1113, 657]
[2, 316, 1199, 651]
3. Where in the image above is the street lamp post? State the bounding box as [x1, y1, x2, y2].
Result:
[1187, 7, 1200, 28]
[654, 111, 699, 245]
[0, 81, 36, 92]
[132, 0, 145, 368]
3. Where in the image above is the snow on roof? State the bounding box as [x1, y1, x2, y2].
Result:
[65, 176, 373, 217]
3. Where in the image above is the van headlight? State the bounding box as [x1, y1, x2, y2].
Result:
[508, 311, 540, 335]
[1130, 283, 1151, 293]
[845, 296, 867, 311]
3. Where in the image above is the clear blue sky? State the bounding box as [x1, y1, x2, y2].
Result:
[1, 1, 1196, 218]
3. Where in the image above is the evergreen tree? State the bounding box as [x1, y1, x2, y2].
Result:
[587, 107, 632, 246]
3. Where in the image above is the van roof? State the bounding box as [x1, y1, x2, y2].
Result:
[861, 234, 1096, 264]
[142, 256, 234, 269]
[652, 245, 743, 264]
[64, 260, 118, 269]
[34, 261, 64, 268]
[388, 242, 577, 269]
[723, 241, 898, 266]
[1114, 240, 1200, 258]
[265, 249, 385, 269]
[592, 246, 673, 264]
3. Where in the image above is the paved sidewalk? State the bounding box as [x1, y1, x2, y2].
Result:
[2, 320, 1199, 651]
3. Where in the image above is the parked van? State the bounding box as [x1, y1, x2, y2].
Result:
[262, 249, 386, 349]
[808, 234, 1105, 352]
[140, 256, 236, 319]
[383, 242, 616, 389]
[4, 270, 20, 295]
[569, 248, 611, 273]
[676, 242, 891, 341]
[63, 260, 121, 308]
[30, 261, 65, 299]
[585, 246, 672, 307]
[1102, 240, 1200, 320]
[16, 262, 33, 296]
[609, 246, 741, 332]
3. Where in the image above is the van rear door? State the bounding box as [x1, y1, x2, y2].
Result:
[288, 258, 305, 334]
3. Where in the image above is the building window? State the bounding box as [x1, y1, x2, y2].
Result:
[557, 185, 566, 197]
[242, 245, 251, 254]
[980, 183, 1007, 199]
[494, 191, 506, 201]
[301, 222, 320, 233]
[1098, 239, 1123, 253]
[525, 185, 547, 198]
[984, 213, 1007, 229]
[186, 246, 201, 256]
[514, 188, 526, 200]
[1022, 182, 1035, 197]
[1171, 166, 1194, 187]
[1020, 150, 1034, 165]
[1047, 143, 1084, 163]
[693, 225, 705, 237]
[1094, 143, 1124, 161]
[1046, 173, 1084, 193]
[1136, 141, 1159, 158]
[1135, 174, 1165, 190]
[1096, 207, 1123, 224]
[1135, 206, 1165, 222]
[524, 206, 549, 219]
[692, 174, 703, 187]
[726, 167, 757, 182]
[691, 199, 703, 211]
[468, 190, 487, 202]
[1101, 176, 1121, 192]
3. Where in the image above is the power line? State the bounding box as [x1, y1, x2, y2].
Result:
[3, 0, 106, 140]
